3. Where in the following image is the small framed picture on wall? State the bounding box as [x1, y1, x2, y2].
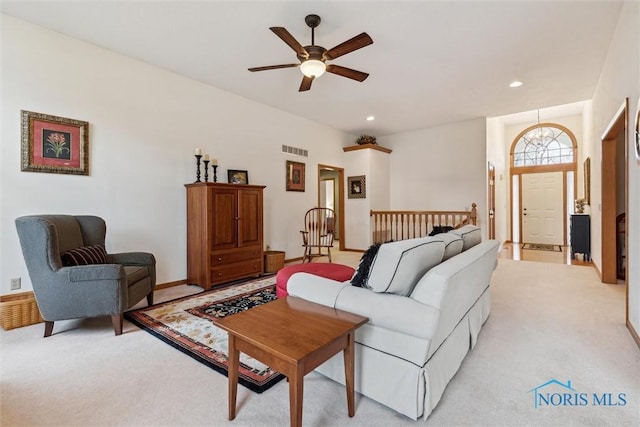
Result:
[348, 175, 366, 199]
[286, 160, 305, 191]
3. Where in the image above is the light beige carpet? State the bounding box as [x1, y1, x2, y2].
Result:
[1, 259, 638, 426]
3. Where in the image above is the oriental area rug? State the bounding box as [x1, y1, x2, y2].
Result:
[125, 276, 284, 393]
[521, 243, 562, 252]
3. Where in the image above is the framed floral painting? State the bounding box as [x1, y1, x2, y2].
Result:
[21, 110, 89, 175]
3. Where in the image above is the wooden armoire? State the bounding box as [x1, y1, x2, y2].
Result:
[185, 182, 265, 290]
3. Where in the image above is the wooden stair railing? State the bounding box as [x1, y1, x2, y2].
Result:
[370, 203, 477, 244]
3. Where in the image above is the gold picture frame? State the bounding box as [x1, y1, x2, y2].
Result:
[21, 110, 89, 175]
[286, 160, 305, 192]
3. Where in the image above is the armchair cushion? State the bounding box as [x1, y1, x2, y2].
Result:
[61, 244, 107, 266]
[124, 266, 150, 284]
[107, 252, 155, 266]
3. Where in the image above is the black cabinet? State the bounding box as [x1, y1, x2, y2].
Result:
[570, 214, 590, 261]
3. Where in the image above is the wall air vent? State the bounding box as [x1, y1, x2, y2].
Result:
[282, 145, 308, 157]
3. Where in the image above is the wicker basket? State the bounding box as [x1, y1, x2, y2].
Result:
[0, 291, 44, 330]
[264, 251, 285, 273]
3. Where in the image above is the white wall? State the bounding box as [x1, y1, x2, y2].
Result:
[589, 1, 640, 335]
[0, 15, 353, 293]
[386, 118, 488, 236]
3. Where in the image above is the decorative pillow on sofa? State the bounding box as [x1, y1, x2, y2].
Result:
[61, 244, 107, 266]
[438, 233, 464, 261]
[351, 243, 382, 288]
[450, 225, 481, 251]
[366, 237, 445, 296]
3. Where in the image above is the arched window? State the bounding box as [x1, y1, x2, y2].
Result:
[512, 124, 575, 167]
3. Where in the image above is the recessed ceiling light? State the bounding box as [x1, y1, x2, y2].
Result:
[509, 81, 523, 88]
[366, 116, 375, 121]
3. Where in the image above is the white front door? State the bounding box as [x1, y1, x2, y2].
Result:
[522, 172, 564, 245]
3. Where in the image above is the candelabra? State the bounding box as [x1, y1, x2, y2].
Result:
[194, 154, 202, 182]
[212, 164, 218, 183]
[203, 159, 210, 182]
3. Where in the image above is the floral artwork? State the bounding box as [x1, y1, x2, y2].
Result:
[44, 131, 71, 159]
[21, 110, 89, 175]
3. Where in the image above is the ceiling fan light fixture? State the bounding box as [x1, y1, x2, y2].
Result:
[300, 59, 326, 78]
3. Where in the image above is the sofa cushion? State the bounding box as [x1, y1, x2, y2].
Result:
[438, 233, 464, 261]
[450, 224, 481, 251]
[366, 237, 445, 296]
[61, 244, 107, 266]
[351, 243, 382, 287]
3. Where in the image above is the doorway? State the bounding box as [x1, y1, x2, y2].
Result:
[509, 122, 578, 245]
[318, 164, 345, 251]
[600, 99, 628, 324]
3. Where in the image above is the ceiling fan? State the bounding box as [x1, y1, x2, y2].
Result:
[248, 14, 373, 92]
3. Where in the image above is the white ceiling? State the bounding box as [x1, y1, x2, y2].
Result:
[1, 1, 623, 136]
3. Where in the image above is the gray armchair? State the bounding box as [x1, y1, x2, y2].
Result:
[15, 215, 156, 337]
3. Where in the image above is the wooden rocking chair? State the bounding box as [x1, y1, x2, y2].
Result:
[300, 208, 335, 263]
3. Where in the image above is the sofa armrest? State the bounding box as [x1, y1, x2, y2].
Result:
[287, 272, 350, 308]
[335, 286, 440, 339]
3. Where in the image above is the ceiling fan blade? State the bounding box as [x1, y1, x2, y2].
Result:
[248, 64, 299, 72]
[325, 65, 369, 82]
[270, 27, 309, 58]
[323, 32, 373, 60]
[299, 76, 314, 92]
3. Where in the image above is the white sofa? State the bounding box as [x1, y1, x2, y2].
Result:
[288, 225, 499, 420]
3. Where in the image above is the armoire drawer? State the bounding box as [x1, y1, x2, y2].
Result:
[211, 258, 262, 283]
[211, 246, 262, 266]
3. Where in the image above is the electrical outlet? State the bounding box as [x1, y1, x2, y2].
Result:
[10, 278, 21, 290]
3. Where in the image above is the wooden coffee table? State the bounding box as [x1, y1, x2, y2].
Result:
[214, 296, 368, 427]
